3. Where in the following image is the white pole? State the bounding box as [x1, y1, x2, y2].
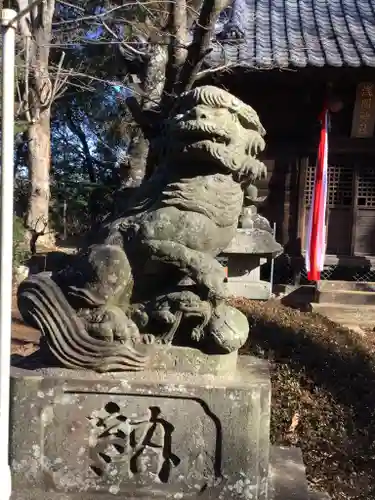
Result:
[0, 8, 17, 500]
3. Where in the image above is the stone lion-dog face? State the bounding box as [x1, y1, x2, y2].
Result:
[166, 85, 267, 184]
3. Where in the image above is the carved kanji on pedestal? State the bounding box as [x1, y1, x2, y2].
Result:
[88, 402, 180, 482]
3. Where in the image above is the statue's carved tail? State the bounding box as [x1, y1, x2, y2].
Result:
[17, 273, 149, 372]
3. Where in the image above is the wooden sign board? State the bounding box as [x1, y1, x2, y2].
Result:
[351, 82, 375, 138]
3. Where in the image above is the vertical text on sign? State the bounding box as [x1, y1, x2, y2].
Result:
[351, 82, 375, 138]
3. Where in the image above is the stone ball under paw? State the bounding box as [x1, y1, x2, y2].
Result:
[208, 303, 249, 353]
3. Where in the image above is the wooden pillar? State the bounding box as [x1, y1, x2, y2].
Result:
[291, 157, 308, 285]
[350, 165, 359, 256]
[296, 157, 308, 250]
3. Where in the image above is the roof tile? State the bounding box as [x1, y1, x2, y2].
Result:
[208, 0, 375, 68]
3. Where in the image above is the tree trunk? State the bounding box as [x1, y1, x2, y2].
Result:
[124, 44, 168, 186]
[16, 0, 56, 251]
[123, 0, 226, 184]
[124, 130, 149, 186]
[26, 109, 54, 249]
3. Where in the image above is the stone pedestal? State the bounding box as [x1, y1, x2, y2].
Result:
[10, 347, 271, 500]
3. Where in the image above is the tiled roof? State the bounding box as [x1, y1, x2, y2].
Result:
[208, 0, 375, 68]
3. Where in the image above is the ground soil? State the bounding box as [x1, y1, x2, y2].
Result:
[11, 295, 375, 500]
[231, 298, 375, 500]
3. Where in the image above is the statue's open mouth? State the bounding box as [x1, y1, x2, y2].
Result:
[170, 121, 231, 145]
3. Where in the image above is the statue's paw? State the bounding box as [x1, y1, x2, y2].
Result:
[154, 310, 176, 325]
[140, 333, 155, 345]
[191, 326, 205, 342]
[237, 158, 267, 182]
[206, 279, 228, 302]
[199, 265, 228, 303]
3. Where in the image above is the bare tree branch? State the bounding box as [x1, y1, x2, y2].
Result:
[56, 0, 85, 11]
[52, 1, 174, 26]
[101, 20, 147, 58]
[195, 62, 237, 80]
[162, 0, 188, 103]
[177, 0, 231, 93]
[15, 76, 23, 117]
[50, 51, 66, 102]
[24, 35, 32, 123]
[15, 0, 32, 38]
[53, 73, 72, 99]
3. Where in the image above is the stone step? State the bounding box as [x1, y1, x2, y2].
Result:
[308, 488, 331, 500]
[311, 302, 375, 326]
[269, 446, 308, 500]
[317, 289, 375, 305]
[341, 324, 369, 336]
[276, 285, 316, 309]
[317, 280, 375, 292]
[270, 447, 331, 500]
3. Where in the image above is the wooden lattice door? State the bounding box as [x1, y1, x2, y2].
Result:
[354, 165, 375, 255]
[304, 159, 354, 255]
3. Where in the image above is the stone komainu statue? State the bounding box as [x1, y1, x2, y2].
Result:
[17, 85, 268, 372]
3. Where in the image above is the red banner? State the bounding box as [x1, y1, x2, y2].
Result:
[305, 108, 329, 281]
